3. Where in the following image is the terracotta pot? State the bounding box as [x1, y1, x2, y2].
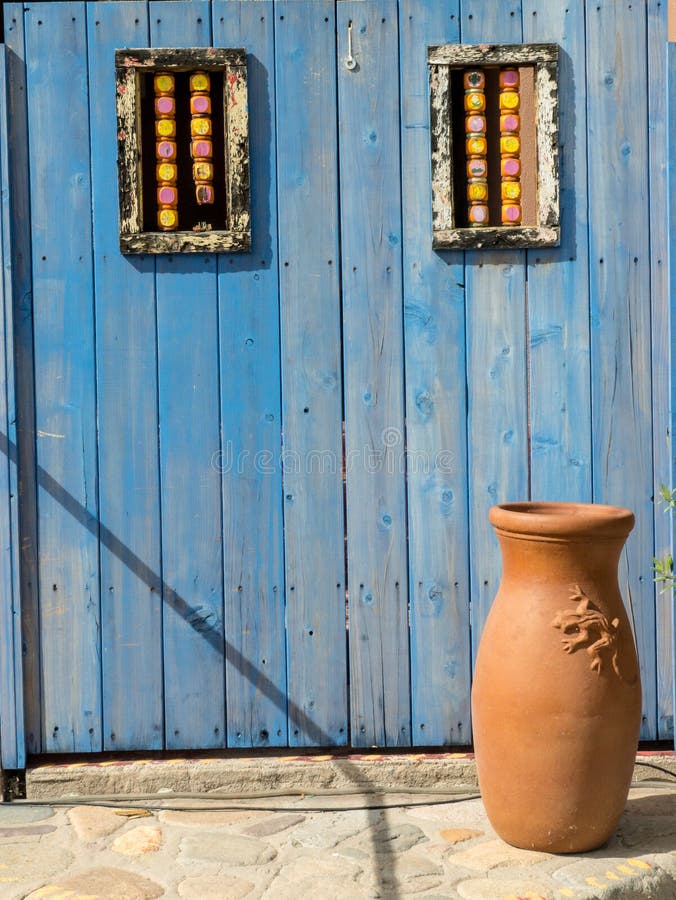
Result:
[472, 502, 642, 853]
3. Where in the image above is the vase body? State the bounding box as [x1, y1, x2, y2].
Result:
[471, 502, 642, 853]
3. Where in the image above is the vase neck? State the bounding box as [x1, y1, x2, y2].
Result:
[497, 531, 626, 590]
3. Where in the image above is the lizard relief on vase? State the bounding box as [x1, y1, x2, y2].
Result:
[552, 585, 623, 679]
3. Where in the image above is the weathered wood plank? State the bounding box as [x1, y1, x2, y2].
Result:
[275, 0, 346, 747]
[213, 0, 287, 749]
[400, 0, 471, 746]
[429, 62, 454, 236]
[120, 232, 251, 255]
[87, 1, 163, 751]
[523, 1, 591, 503]
[151, 0, 225, 750]
[1, 4, 34, 765]
[428, 42, 558, 66]
[4, 2, 39, 759]
[115, 47, 246, 68]
[648, 0, 673, 742]
[461, 0, 529, 669]
[0, 42, 22, 770]
[586, 0, 656, 739]
[338, 0, 411, 747]
[667, 39, 676, 748]
[26, 1, 101, 752]
[433, 227, 559, 250]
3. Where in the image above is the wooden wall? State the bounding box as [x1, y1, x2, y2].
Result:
[0, 0, 671, 765]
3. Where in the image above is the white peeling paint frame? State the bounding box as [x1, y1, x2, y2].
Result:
[115, 48, 251, 254]
[428, 42, 560, 250]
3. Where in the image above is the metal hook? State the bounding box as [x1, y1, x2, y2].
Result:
[345, 20, 356, 70]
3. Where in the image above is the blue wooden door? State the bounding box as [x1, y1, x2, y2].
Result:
[0, 0, 672, 763]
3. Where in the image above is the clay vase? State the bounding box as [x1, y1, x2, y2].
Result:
[471, 502, 642, 853]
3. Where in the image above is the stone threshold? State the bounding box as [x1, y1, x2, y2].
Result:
[23, 749, 676, 801]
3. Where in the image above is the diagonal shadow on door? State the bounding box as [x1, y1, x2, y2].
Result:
[0, 428, 455, 899]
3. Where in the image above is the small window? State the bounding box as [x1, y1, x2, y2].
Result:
[428, 43, 559, 250]
[115, 48, 251, 254]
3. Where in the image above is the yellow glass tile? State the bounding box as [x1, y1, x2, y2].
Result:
[464, 92, 486, 112]
[156, 119, 176, 138]
[158, 209, 178, 229]
[500, 135, 521, 155]
[468, 182, 488, 202]
[193, 162, 214, 182]
[466, 136, 487, 156]
[190, 71, 210, 92]
[154, 73, 174, 94]
[157, 163, 178, 183]
[499, 91, 519, 110]
[501, 181, 521, 200]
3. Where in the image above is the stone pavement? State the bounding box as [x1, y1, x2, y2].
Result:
[1, 779, 676, 899]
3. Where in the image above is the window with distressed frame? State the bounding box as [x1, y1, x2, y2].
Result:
[428, 43, 559, 249]
[116, 48, 251, 254]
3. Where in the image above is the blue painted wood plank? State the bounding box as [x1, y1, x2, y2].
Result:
[523, 1, 592, 503]
[213, 0, 287, 749]
[668, 39, 676, 749]
[25, 1, 101, 752]
[338, 0, 411, 748]
[586, 0, 656, 739]
[87, 2, 163, 751]
[150, 1, 225, 750]
[4, 3, 39, 758]
[275, 0, 346, 747]
[460, 0, 529, 670]
[647, 0, 673, 742]
[0, 43, 23, 770]
[399, 0, 471, 747]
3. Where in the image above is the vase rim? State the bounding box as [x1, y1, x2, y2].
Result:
[489, 501, 635, 539]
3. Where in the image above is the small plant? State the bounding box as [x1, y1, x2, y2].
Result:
[653, 484, 676, 593]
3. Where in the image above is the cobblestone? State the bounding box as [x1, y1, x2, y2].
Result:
[112, 824, 163, 856]
[68, 804, 126, 842]
[178, 832, 278, 865]
[0, 766, 674, 899]
[24, 867, 164, 899]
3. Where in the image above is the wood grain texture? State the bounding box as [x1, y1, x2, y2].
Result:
[523, 1, 591, 503]
[648, 0, 673, 742]
[26, 1, 101, 753]
[428, 42, 558, 66]
[338, 0, 411, 748]
[1, 4, 34, 765]
[429, 63, 454, 235]
[668, 40, 676, 748]
[4, 3, 40, 759]
[433, 227, 559, 250]
[461, 0, 529, 669]
[213, 0, 288, 749]
[399, 0, 471, 746]
[115, 47, 245, 68]
[120, 231, 251, 254]
[151, 1, 226, 750]
[0, 43, 22, 770]
[275, 0, 347, 747]
[87, 1, 164, 751]
[586, 0, 656, 739]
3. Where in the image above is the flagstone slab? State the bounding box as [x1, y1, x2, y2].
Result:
[68, 805, 126, 842]
[24, 867, 164, 899]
